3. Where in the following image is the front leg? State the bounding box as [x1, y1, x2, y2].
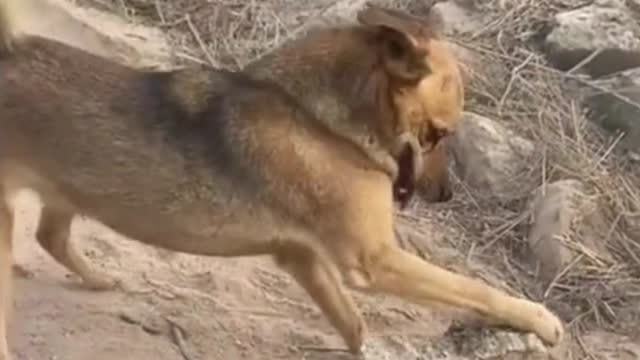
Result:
[346, 244, 564, 347]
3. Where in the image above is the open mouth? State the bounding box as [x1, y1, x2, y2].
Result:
[393, 142, 416, 209]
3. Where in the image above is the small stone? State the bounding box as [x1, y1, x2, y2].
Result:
[430, 0, 483, 35]
[527, 180, 610, 285]
[543, 1, 640, 77]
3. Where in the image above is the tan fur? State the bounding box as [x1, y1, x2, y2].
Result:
[416, 142, 452, 202]
[0, 2, 564, 358]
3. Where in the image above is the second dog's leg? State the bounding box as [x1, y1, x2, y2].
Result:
[349, 245, 564, 347]
[275, 243, 366, 354]
[36, 206, 115, 290]
[0, 197, 13, 360]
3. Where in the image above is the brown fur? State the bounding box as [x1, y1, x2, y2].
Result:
[416, 141, 452, 202]
[0, 1, 564, 358]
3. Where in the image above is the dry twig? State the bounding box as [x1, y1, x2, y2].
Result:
[166, 317, 195, 360]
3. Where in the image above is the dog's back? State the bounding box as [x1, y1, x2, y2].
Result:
[2, 34, 381, 248]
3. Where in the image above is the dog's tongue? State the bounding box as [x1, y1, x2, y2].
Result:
[393, 143, 415, 209]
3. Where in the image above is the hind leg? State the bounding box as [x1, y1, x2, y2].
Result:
[36, 206, 116, 291]
[0, 195, 13, 360]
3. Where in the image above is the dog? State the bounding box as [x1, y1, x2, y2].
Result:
[0, 1, 564, 358]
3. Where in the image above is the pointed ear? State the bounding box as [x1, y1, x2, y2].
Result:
[357, 4, 435, 82]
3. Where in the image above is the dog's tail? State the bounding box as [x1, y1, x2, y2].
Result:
[0, 0, 18, 56]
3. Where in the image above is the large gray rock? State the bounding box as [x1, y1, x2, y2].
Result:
[449, 113, 535, 199]
[587, 67, 640, 157]
[527, 180, 611, 286]
[430, 0, 484, 35]
[543, 0, 640, 77]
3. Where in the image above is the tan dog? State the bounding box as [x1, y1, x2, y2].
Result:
[0, 1, 563, 358]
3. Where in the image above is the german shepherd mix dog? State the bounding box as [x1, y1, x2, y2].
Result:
[0, 0, 563, 358]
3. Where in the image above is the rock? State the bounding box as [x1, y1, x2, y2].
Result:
[449, 112, 535, 199]
[303, 0, 484, 38]
[629, 0, 640, 12]
[14, 0, 172, 69]
[430, 0, 484, 35]
[587, 67, 640, 157]
[526, 180, 610, 285]
[543, 0, 640, 77]
[300, 0, 370, 27]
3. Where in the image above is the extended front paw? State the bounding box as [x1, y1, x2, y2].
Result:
[527, 303, 564, 347]
[347, 316, 367, 355]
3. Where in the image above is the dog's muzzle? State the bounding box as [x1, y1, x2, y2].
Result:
[392, 132, 423, 209]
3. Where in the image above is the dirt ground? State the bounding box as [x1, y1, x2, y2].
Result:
[5, 0, 640, 359]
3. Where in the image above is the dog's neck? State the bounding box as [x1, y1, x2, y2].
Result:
[244, 26, 399, 180]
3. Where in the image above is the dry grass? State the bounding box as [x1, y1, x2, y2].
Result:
[435, 0, 640, 338]
[447, 42, 640, 332]
[82, 0, 343, 69]
[82, 0, 640, 345]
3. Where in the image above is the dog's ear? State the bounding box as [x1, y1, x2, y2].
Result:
[357, 4, 435, 82]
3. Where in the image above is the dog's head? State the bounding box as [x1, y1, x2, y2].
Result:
[357, 4, 463, 206]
